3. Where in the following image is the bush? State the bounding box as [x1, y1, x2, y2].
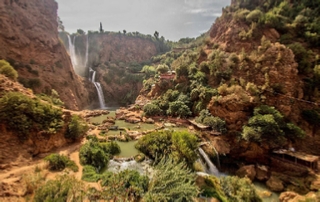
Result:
[0, 92, 63, 140]
[246, 9, 263, 23]
[135, 130, 198, 167]
[34, 175, 86, 202]
[100, 170, 149, 201]
[242, 105, 305, 147]
[196, 110, 227, 133]
[220, 176, 262, 202]
[0, 59, 18, 81]
[166, 101, 192, 117]
[82, 165, 102, 182]
[65, 115, 88, 140]
[144, 157, 198, 202]
[143, 103, 162, 116]
[44, 153, 78, 172]
[79, 140, 110, 172]
[101, 141, 121, 155]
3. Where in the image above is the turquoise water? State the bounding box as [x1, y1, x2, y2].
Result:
[115, 141, 139, 157]
[254, 182, 279, 202]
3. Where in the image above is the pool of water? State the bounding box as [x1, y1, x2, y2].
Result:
[254, 181, 279, 202]
[115, 141, 139, 158]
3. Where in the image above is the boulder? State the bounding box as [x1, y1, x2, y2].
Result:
[145, 118, 155, 124]
[256, 165, 269, 181]
[236, 165, 256, 181]
[266, 176, 284, 192]
[310, 175, 320, 190]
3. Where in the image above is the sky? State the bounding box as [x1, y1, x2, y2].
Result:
[55, 0, 231, 41]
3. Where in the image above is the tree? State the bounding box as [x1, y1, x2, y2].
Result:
[77, 29, 85, 35]
[65, 115, 88, 141]
[57, 16, 64, 31]
[156, 64, 169, 74]
[144, 157, 198, 202]
[99, 22, 104, 33]
[123, 29, 126, 35]
[154, 31, 159, 39]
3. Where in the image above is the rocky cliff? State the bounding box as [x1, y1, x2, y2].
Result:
[60, 31, 167, 106]
[0, 0, 92, 110]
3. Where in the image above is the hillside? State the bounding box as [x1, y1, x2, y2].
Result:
[137, 0, 320, 194]
[0, 0, 93, 110]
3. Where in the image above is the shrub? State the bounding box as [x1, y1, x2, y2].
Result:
[0, 59, 18, 81]
[101, 141, 121, 155]
[100, 170, 148, 201]
[143, 103, 162, 116]
[156, 64, 169, 74]
[242, 105, 305, 147]
[82, 165, 102, 182]
[144, 157, 198, 202]
[44, 153, 78, 172]
[166, 101, 192, 117]
[246, 9, 263, 23]
[65, 115, 88, 140]
[302, 110, 320, 126]
[34, 175, 86, 202]
[220, 176, 262, 202]
[0, 92, 63, 140]
[199, 176, 228, 202]
[196, 110, 227, 133]
[79, 140, 110, 172]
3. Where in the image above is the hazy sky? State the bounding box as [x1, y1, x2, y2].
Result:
[55, 0, 231, 41]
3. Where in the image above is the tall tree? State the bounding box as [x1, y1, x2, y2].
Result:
[154, 31, 159, 39]
[99, 22, 104, 33]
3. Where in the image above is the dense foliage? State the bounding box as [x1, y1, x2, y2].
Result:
[0, 59, 18, 81]
[44, 153, 78, 172]
[34, 175, 86, 202]
[242, 105, 305, 147]
[144, 157, 198, 202]
[79, 138, 120, 172]
[220, 176, 262, 202]
[135, 130, 198, 167]
[100, 170, 149, 201]
[0, 92, 63, 140]
[195, 109, 227, 133]
[65, 115, 88, 140]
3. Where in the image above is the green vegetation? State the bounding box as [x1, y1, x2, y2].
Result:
[135, 130, 198, 167]
[220, 176, 262, 202]
[144, 157, 198, 202]
[0, 92, 63, 140]
[100, 170, 149, 201]
[37, 89, 64, 107]
[0, 59, 18, 81]
[242, 105, 305, 147]
[195, 109, 227, 133]
[34, 175, 86, 202]
[65, 115, 88, 141]
[198, 176, 228, 202]
[44, 153, 78, 172]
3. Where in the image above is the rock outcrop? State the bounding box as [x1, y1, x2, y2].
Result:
[0, 0, 92, 110]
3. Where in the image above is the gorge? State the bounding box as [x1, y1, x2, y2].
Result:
[0, 0, 320, 201]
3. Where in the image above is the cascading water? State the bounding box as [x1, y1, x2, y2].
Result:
[67, 35, 78, 69]
[198, 148, 221, 176]
[90, 68, 106, 109]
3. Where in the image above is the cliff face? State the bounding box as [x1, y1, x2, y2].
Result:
[60, 32, 163, 106]
[0, 0, 92, 110]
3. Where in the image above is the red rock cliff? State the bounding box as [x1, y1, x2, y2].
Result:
[0, 0, 91, 110]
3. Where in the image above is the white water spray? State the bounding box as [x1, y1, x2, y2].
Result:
[67, 35, 78, 68]
[198, 148, 220, 176]
[90, 68, 106, 109]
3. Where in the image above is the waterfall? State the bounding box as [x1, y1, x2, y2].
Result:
[90, 68, 106, 109]
[67, 35, 78, 68]
[198, 148, 220, 176]
[85, 35, 89, 68]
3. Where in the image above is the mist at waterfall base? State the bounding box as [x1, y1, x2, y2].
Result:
[67, 34, 108, 109]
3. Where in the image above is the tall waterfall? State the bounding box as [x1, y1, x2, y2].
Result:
[90, 68, 106, 109]
[198, 148, 220, 176]
[67, 35, 78, 68]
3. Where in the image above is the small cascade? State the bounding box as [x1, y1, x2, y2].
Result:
[198, 148, 220, 176]
[90, 68, 106, 109]
[67, 35, 78, 68]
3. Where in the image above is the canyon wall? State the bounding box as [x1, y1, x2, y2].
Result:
[0, 0, 93, 110]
